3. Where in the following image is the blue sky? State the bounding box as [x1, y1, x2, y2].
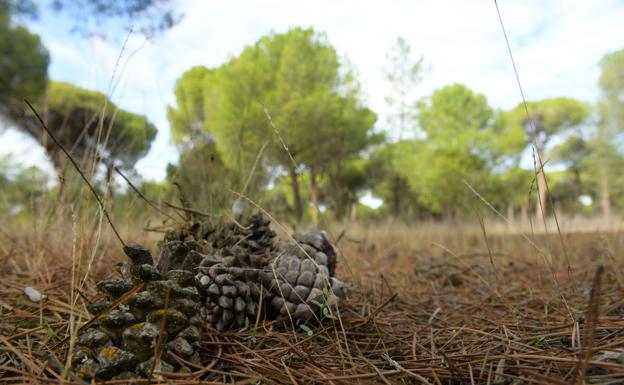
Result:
[2, 0, 624, 182]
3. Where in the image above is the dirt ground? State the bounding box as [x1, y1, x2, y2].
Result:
[1, 220, 623, 384]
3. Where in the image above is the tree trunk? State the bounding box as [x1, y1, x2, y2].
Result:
[309, 169, 319, 226]
[349, 202, 357, 221]
[520, 204, 529, 224]
[443, 202, 453, 223]
[105, 163, 115, 200]
[289, 166, 303, 223]
[334, 195, 344, 222]
[506, 203, 515, 224]
[599, 167, 612, 220]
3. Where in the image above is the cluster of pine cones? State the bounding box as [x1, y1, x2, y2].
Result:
[71, 213, 344, 380]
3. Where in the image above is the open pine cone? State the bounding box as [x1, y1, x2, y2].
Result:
[71, 213, 345, 380]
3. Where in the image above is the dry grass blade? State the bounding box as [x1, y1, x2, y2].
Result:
[571, 264, 604, 384]
[23, 99, 126, 248]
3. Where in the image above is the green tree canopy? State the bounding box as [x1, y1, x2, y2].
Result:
[167, 66, 213, 144]
[507, 97, 589, 157]
[12, 81, 157, 200]
[167, 27, 378, 222]
[398, 84, 524, 219]
[40, 82, 157, 171]
[506, 97, 589, 218]
[366, 140, 423, 219]
[0, 1, 49, 116]
[166, 140, 239, 213]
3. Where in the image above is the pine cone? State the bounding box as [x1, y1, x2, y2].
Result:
[73, 214, 345, 380]
[196, 257, 258, 331]
[261, 228, 345, 322]
[73, 246, 203, 380]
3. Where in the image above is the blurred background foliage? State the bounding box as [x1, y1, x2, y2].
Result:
[2, 0, 624, 227]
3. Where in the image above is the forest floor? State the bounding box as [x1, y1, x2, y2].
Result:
[1, 219, 624, 384]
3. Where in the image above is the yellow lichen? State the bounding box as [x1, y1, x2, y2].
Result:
[131, 322, 145, 330]
[98, 347, 118, 359]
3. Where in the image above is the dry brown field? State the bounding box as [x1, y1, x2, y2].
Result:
[1, 215, 623, 384]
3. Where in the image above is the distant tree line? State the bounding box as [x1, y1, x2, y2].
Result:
[2, 1, 624, 224]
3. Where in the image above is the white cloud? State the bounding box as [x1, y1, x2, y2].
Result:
[4, 0, 623, 182]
